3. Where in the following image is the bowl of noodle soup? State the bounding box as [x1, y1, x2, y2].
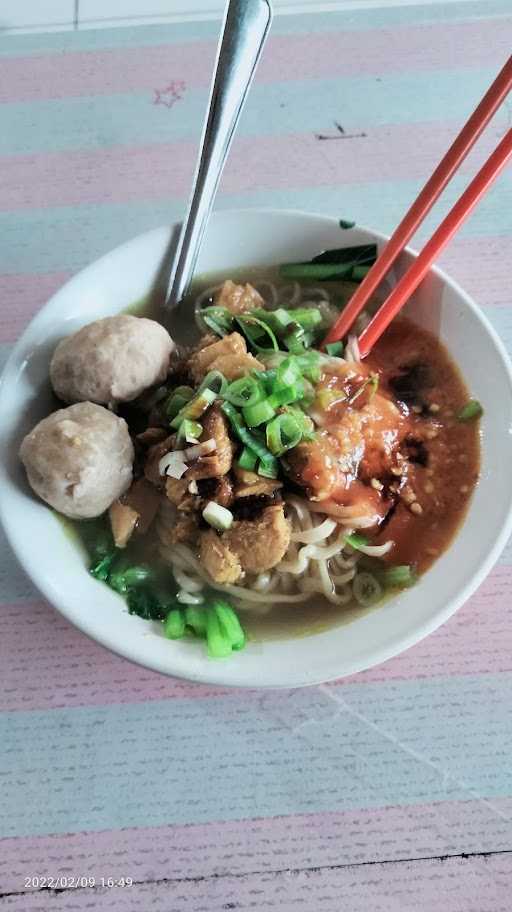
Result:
[1, 208, 512, 687]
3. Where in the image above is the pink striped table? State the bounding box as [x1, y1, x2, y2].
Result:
[1, 3, 512, 909]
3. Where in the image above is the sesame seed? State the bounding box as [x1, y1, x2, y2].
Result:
[429, 403, 440, 413]
[410, 502, 423, 515]
[370, 478, 384, 491]
[424, 481, 434, 494]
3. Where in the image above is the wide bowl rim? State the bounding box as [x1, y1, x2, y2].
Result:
[1, 206, 512, 689]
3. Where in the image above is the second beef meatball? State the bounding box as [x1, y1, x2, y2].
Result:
[19, 402, 134, 519]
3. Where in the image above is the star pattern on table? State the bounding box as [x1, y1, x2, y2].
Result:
[153, 80, 186, 109]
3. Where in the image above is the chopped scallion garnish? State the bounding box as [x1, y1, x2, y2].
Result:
[380, 565, 417, 589]
[243, 399, 277, 427]
[177, 418, 202, 444]
[266, 413, 303, 457]
[221, 401, 276, 468]
[325, 341, 344, 357]
[345, 533, 369, 550]
[237, 446, 258, 471]
[201, 306, 234, 337]
[202, 501, 234, 532]
[165, 386, 194, 420]
[224, 375, 265, 408]
[236, 314, 279, 352]
[457, 400, 483, 422]
[170, 388, 217, 428]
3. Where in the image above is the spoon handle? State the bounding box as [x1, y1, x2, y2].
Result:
[165, 0, 273, 310]
[166, 0, 272, 309]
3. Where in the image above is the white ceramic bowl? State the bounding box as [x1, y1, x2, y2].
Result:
[1, 209, 512, 688]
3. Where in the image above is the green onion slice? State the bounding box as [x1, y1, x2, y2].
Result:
[381, 565, 417, 589]
[236, 314, 279, 352]
[325, 341, 344, 357]
[177, 418, 202, 444]
[258, 455, 279, 478]
[197, 370, 228, 397]
[165, 386, 194, 420]
[221, 401, 276, 465]
[237, 446, 258, 471]
[170, 388, 217, 428]
[268, 384, 304, 408]
[276, 356, 302, 388]
[457, 399, 483, 422]
[345, 533, 369, 550]
[266, 413, 303, 456]
[242, 399, 277, 427]
[287, 307, 323, 330]
[224, 375, 265, 408]
[352, 571, 383, 607]
[201, 306, 234, 337]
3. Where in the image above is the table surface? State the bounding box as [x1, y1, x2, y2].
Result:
[1, 2, 512, 909]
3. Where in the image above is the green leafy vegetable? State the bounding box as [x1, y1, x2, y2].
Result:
[280, 243, 377, 283]
[339, 218, 355, 229]
[126, 589, 169, 621]
[212, 600, 246, 650]
[90, 551, 117, 582]
[184, 605, 208, 637]
[164, 608, 186, 639]
[206, 608, 233, 658]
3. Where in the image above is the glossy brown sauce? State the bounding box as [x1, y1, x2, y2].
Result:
[367, 318, 480, 571]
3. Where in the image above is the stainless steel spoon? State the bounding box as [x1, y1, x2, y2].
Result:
[165, 0, 273, 313]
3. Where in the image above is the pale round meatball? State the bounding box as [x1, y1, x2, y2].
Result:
[50, 314, 174, 405]
[19, 402, 134, 519]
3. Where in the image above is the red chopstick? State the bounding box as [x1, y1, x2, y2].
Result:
[323, 54, 512, 348]
[357, 127, 512, 357]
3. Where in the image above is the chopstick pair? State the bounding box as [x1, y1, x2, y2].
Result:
[323, 56, 512, 358]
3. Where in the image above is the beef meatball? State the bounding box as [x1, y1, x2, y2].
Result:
[19, 402, 134, 519]
[50, 314, 174, 405]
